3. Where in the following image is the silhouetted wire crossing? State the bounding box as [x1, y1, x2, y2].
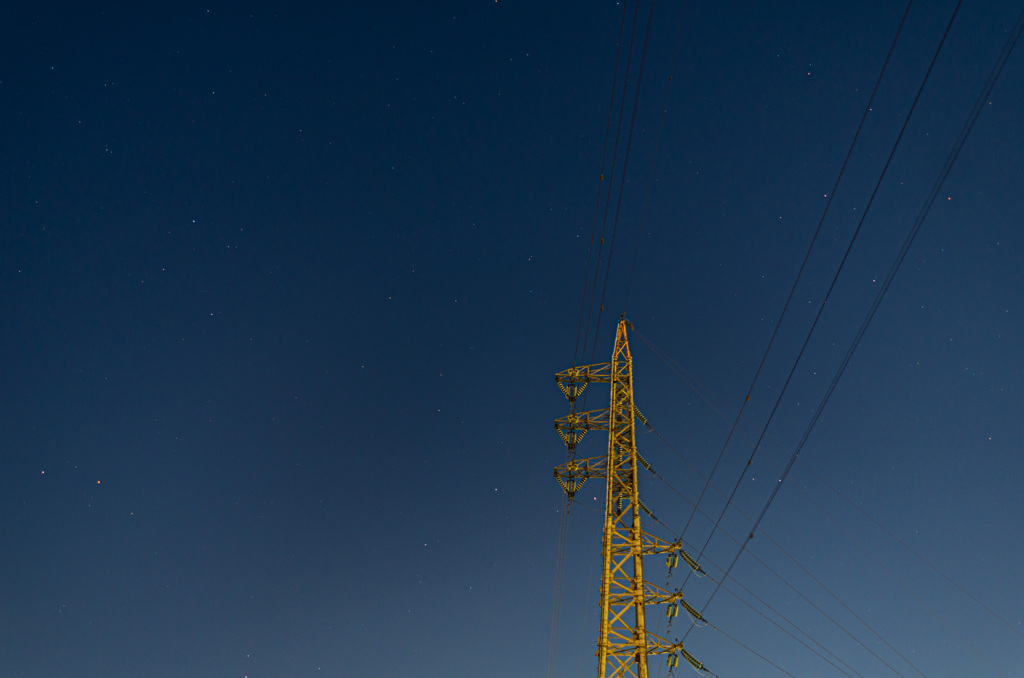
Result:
[636, 410, 927, 676]
[685, 0, 1023, 652]
[636, 326, 1024, 659]
[579, 0, 649, 367]
[550, 1, 658, 677]
[622, 0, 690, 314]
[573, 0, 633, 367]
[588, 0, 658, 366]
[629, 2, 1024, 674]
[553, 0, 1024, 675]
[568, 500, 801, 678]
[696, 7, 1024, 673]
[678, 0, 942, 589]
[673, 0, 961, 625]
[669, 0, 915, 553]
[631, 414, 926, 676]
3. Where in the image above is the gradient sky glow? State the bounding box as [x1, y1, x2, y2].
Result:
[2, 1, 1023, 677]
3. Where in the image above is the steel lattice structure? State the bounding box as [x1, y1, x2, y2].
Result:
[553, 319, 707, 678]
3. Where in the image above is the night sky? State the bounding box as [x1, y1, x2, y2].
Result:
[2, 1, 1023, 677]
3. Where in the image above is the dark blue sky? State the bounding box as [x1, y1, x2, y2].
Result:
[2, 1, 1023, 676]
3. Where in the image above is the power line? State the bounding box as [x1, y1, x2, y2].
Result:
[552, 0, 666, 651]
[580, 0, 646, 364]
[644, 442, 922, 677]
[713, 7, 1024, 672]
[574, 0, 632, 366]
[674, 0, 915, 549]
[802, 461, 1024, 643]
[545, 495, 571, 678]
[589, 0, 658, 366]
[577, 499, 857, 677]
[571, 516, 602, 678]
[637, 325, 1024, 650]
[623, 0, 690, 314]
[684, 0, 963, 599]
[641, 506, 871, 677]
[638, 328, 933, 673]
[787, 460, 1007, 677]
[710, 621, 799, 678]
[554, 6, 638, 672]
[694, 0, 1024, 658]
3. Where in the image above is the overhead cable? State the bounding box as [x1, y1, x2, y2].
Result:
[694, 5, 1024, 670]
[683, 0, 962, 595]
[675, 0, 916, 548]
[647, 442, 920, 677]
[638, 325, 1024, 651]
[573, 0, 632, 366]
[589, 0, 658, 366]
[580, 0, 647, 365]
[545, 496, 571, 678]
[623, 0, 690, 314]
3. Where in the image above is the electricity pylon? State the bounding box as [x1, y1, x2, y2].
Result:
[553, 318, 707, 678]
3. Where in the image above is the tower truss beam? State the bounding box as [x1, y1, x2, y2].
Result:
[551, 319, 707, 678]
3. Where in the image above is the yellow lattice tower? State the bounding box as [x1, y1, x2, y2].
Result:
[553, 318, 707, 678]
